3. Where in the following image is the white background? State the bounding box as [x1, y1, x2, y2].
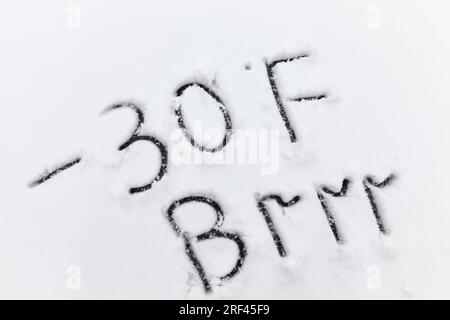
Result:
[1, 0, 450, 299]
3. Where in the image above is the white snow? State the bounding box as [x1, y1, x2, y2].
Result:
[1, 0, 450, 299]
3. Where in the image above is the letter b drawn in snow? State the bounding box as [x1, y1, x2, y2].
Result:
[166, 195, 247, 293]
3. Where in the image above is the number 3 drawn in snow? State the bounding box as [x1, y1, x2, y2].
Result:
[103, 102, 168, 194]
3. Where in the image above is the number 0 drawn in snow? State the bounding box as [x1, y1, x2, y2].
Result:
[174, 82, 233, 153]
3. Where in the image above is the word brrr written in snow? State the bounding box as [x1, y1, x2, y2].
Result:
[29, 51, 328, 190]
[165, 174, 395, 293]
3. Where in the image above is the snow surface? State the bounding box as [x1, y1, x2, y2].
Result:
[1, 0, 450, 299]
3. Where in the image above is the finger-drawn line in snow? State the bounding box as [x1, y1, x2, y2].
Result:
[363, 173, 395, 234]
[28, 156, 82, 188]
[317, 178, 351, 243]
[290, 94, 328, 102]
[174, 82, 233, 153]
[256, 193, 301, 257]
[166, 195, 247, 293]
[265, 54, 328, 143]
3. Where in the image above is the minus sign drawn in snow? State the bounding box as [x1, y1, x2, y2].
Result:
[28, 156, 82, 188]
